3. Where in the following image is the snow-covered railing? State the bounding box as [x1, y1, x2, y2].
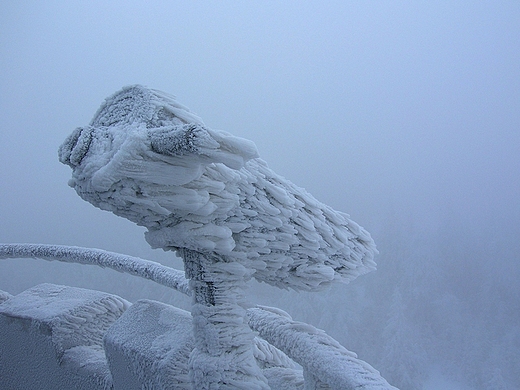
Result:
[249, 306, 396, 389]
[0, 243, 190, 295]
[0, 243, 396, 389]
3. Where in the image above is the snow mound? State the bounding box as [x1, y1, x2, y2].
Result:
[59, 85, 377, 291]
[0, 283, 129, 356]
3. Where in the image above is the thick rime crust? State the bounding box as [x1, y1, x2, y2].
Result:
[0, 244, 191, 295]
[150, 124, 210, 157]
[181, 250, 269, 389]
[59, 85, 377, 292]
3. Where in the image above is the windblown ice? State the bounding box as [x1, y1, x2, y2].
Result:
[59, 85, 377, 291]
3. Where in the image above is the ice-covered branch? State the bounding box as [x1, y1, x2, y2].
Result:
[247, 306, 398, 390]
[0, 243, 190, 296]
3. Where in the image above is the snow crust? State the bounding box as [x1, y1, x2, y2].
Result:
[0, 283, 128, 389]
[0, 283, 129, 358]
[59, 85, 377, 291]
[104, 299, 194, 389]
[0, 288, 12, 303]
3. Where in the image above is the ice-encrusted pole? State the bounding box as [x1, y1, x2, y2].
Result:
[180, 249, 267, 388]
[58, 85, 378, 389]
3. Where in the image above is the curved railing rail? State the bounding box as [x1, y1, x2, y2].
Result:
[0, 243, 397, 390]
[0, 243, 190, 295]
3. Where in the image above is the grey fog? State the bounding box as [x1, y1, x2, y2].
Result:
[1, 2, 519, 389]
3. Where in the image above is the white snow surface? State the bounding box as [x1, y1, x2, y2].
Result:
[59, 85, 377, 291]
[0, 289, 12, 303]
[0, 283, 129, 356]
[104, 299, 194, 389]
[0, 283, 128, 389]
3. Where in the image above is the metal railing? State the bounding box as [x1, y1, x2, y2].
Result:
[0, 243, 397, 390]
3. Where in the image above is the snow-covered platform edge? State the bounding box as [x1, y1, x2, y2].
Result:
[0, 244, 398, 390]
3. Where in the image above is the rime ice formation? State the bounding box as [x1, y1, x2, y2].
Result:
[58, 85, 378, 389]
[58, 85, 377, 291]
[1, 245, 397, 389]
[180, 249, 269, 389]
[104, 299, 194, 389]
[0, 289, 12, 304]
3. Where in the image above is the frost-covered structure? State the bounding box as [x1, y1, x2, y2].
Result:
[56, 85, 379, 388]
[0, 244, 397, 389]
[58, 85, 376, 290]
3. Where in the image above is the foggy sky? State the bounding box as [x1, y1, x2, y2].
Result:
[1, 2, 519, 294]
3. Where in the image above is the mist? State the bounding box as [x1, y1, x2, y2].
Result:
[1, 2, 519, 389]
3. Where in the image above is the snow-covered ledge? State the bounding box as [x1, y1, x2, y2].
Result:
[1, 244, 397, 389]
[0, 283, 127, 390]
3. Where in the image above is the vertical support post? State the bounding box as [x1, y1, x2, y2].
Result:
[180, 249, 269, 390]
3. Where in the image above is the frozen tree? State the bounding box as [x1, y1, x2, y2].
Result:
[58, 85, 378, 389]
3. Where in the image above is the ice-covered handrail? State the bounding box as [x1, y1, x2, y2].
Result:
[248, 306, 398, 390]
[1, 243, 396, 389]
[0, 243, 190, 296]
